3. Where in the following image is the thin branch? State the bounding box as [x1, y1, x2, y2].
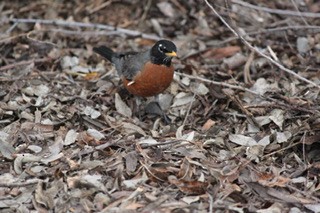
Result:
[246, 25, 320, 36]
[232, 0, 320, 18]
[289, 0, 309, 25]
[182, 93, 196, 126]
[9, 18, 161, 41]
[175, 72, 259, 96]
[0, 179, 40, 187]
[0, 58, 51, 71]
[203, 0, 320, 89]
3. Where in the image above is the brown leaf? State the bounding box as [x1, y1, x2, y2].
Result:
[202, 46, 241, 59]
[201, 119, 215, 132]
[125, 151, 138, 174]
[146, 163, 174, 182]
[168, 175, 208, 195]
[177, 157, 192, 179]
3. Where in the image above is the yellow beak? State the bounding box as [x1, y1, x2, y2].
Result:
[165, 51, 177, 57]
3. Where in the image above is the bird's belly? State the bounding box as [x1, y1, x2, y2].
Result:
[123, 62, 174, 97]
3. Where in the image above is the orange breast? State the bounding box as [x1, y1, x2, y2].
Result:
[123, 62, 174, 97]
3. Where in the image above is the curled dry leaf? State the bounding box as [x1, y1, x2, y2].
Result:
[124, 151, 138, 174]
[34, 84, 50, 97]
[41, 153, 64, 165]
[269, 109, 285, 130]
[87, 128, 105, 141]
[297, 37, 310, 54]
[305, 203, 320, 212]
[138, 137, 158, 146]
[202, 119, 215, 132]
[223, 52, 247, 69]
[60, 56, 79, 69]
[172, 93, 194, 107]
[28, 145, 42, 153]
[168, 175, 208, 195]
[229, 134, 257, 147]
[14, 154, 42, 174]
[115, 93, 132, 118]
[182, 196, 200, 205]
[256, 202, 285, 213]
[122, 122, 146, 136]
[0, 173, 16, 184]
[157, 93, 173, 110]
[123, 173, 148, 189]
[35, 182, 54, 209]
[63, 129, 78, 146]
[202, 46, 241, 59]
[0, 132, 15, 160]
[146, 163, 173, 182]
[193, 82, 209, 95]
[246, 145, 265, 162]
[275, 131, 292, 143]
[157, 2, 175, 18]
[249, 78, 279, 96]
[83, 106, 101, 119]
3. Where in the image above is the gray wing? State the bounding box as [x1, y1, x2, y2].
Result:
[112, 50, 150, 80]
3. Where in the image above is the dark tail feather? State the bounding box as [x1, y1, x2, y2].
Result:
[93, 46, 114, 62]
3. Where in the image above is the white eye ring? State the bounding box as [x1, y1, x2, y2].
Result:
[158, 44, 165, 52]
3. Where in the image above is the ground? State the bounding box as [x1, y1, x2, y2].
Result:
[1, 0, 320, 212]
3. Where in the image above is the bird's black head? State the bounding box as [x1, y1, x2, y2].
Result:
[150, 40, 177, 67]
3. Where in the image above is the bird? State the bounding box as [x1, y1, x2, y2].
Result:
[93, 40, 177, 122]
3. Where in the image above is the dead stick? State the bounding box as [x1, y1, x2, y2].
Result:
[10, 18, 161, 41]
[0, 58, 51, 71]
[175, 72, 259, 95]
[0, 179, 40, 187]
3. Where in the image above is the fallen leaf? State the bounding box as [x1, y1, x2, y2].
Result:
[168, 175, 208, 195]
[203, 46, 241, 59]
[87, 128, 105, 141]
[122, 122, 146, 136]
[83, 106, 101, 119]
[157, 2, 175, 18]
[269, 109, 285, 130]
[63, 129, 78, 146]
[115, 93, 132, 118]
[229, 134, 257, 146]
[202, 119, 215, 132]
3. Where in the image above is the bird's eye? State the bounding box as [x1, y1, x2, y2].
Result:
[158, 45, 167, 53]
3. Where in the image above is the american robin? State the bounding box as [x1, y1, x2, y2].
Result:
[93, 40, 177, 121]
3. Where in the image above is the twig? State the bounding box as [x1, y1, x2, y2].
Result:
[175, 72, 259, 96]
[243, 51, 254, 85]
[262, 141, 301, 159]
[247, 25, 320, 36]
[203, 0, 320, 89]
[0, 58, 51, 71]
[223, 90, 261, 128]
[0, 179, 40, 187]
[182, 93, 196, 126]
[208, 193, 213, 213]
[289, 0, 309, 25]
[40, 28, 127, 37]
[10, 18, 161, 41]
[5, 22, 18, 34]
[231, 0, 320, 18]
[88, 0, 113, 14]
